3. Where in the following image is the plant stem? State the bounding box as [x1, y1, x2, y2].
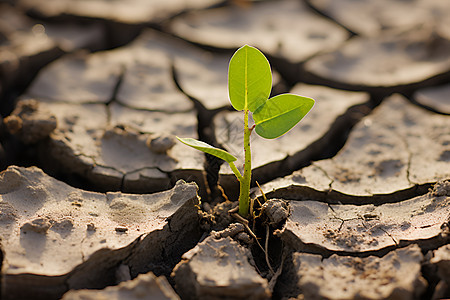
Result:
[229, 161, 243, 182]
[239, 108, 252, 217]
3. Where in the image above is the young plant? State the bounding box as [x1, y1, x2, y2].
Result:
[177, 45, 314, 218]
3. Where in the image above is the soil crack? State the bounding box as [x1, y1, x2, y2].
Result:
[395, 131, 415, 186]
[105, 65, 126, 124]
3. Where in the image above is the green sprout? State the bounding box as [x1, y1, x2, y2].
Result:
[177, 45, 314, 218]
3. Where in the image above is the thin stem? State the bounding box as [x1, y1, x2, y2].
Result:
[229, 161, 243, 182]
[238, 108, 252, 217]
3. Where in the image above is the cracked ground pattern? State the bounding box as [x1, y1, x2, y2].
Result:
[0, 0, 449, 299]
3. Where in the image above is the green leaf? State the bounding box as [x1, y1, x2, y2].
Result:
[228, 45, 272, 112]
[253, 94, 314, 139]
[176, 137, 237, 163]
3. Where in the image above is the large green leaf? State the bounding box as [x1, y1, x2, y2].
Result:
[228, 45, 272, 112]
[176, 137, 237, 163]
[253, 94, 314, 139]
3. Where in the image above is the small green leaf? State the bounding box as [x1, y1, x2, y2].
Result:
[228, 45, 272, 112]
[176, 137, 237, 163]
[253, 94, 314, 139]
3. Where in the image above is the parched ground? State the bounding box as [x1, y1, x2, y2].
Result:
[0, 0, 449, 299]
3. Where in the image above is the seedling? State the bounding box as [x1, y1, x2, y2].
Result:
[177, 45, 314, 218]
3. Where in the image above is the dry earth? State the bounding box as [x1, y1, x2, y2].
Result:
[0, 0, 449, 299]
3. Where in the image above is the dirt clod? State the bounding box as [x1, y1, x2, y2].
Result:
[431, 180, 450, 197]
[20, 217, 52, 234]
[4, 99, 57, 144]
[236, 232, 252, 244]
[431, 245, 450, 285]
[147, 133, 176, 154]
[172, 236, 270, 300]
[261, 199, 289, 227]
[211, 222, 245, 239]
[282, 186, 450, 254]
[203, 201, 237, 232]
[288, 244, 426, 300]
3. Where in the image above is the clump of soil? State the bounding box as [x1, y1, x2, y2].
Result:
[4, 99, 56, 144]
